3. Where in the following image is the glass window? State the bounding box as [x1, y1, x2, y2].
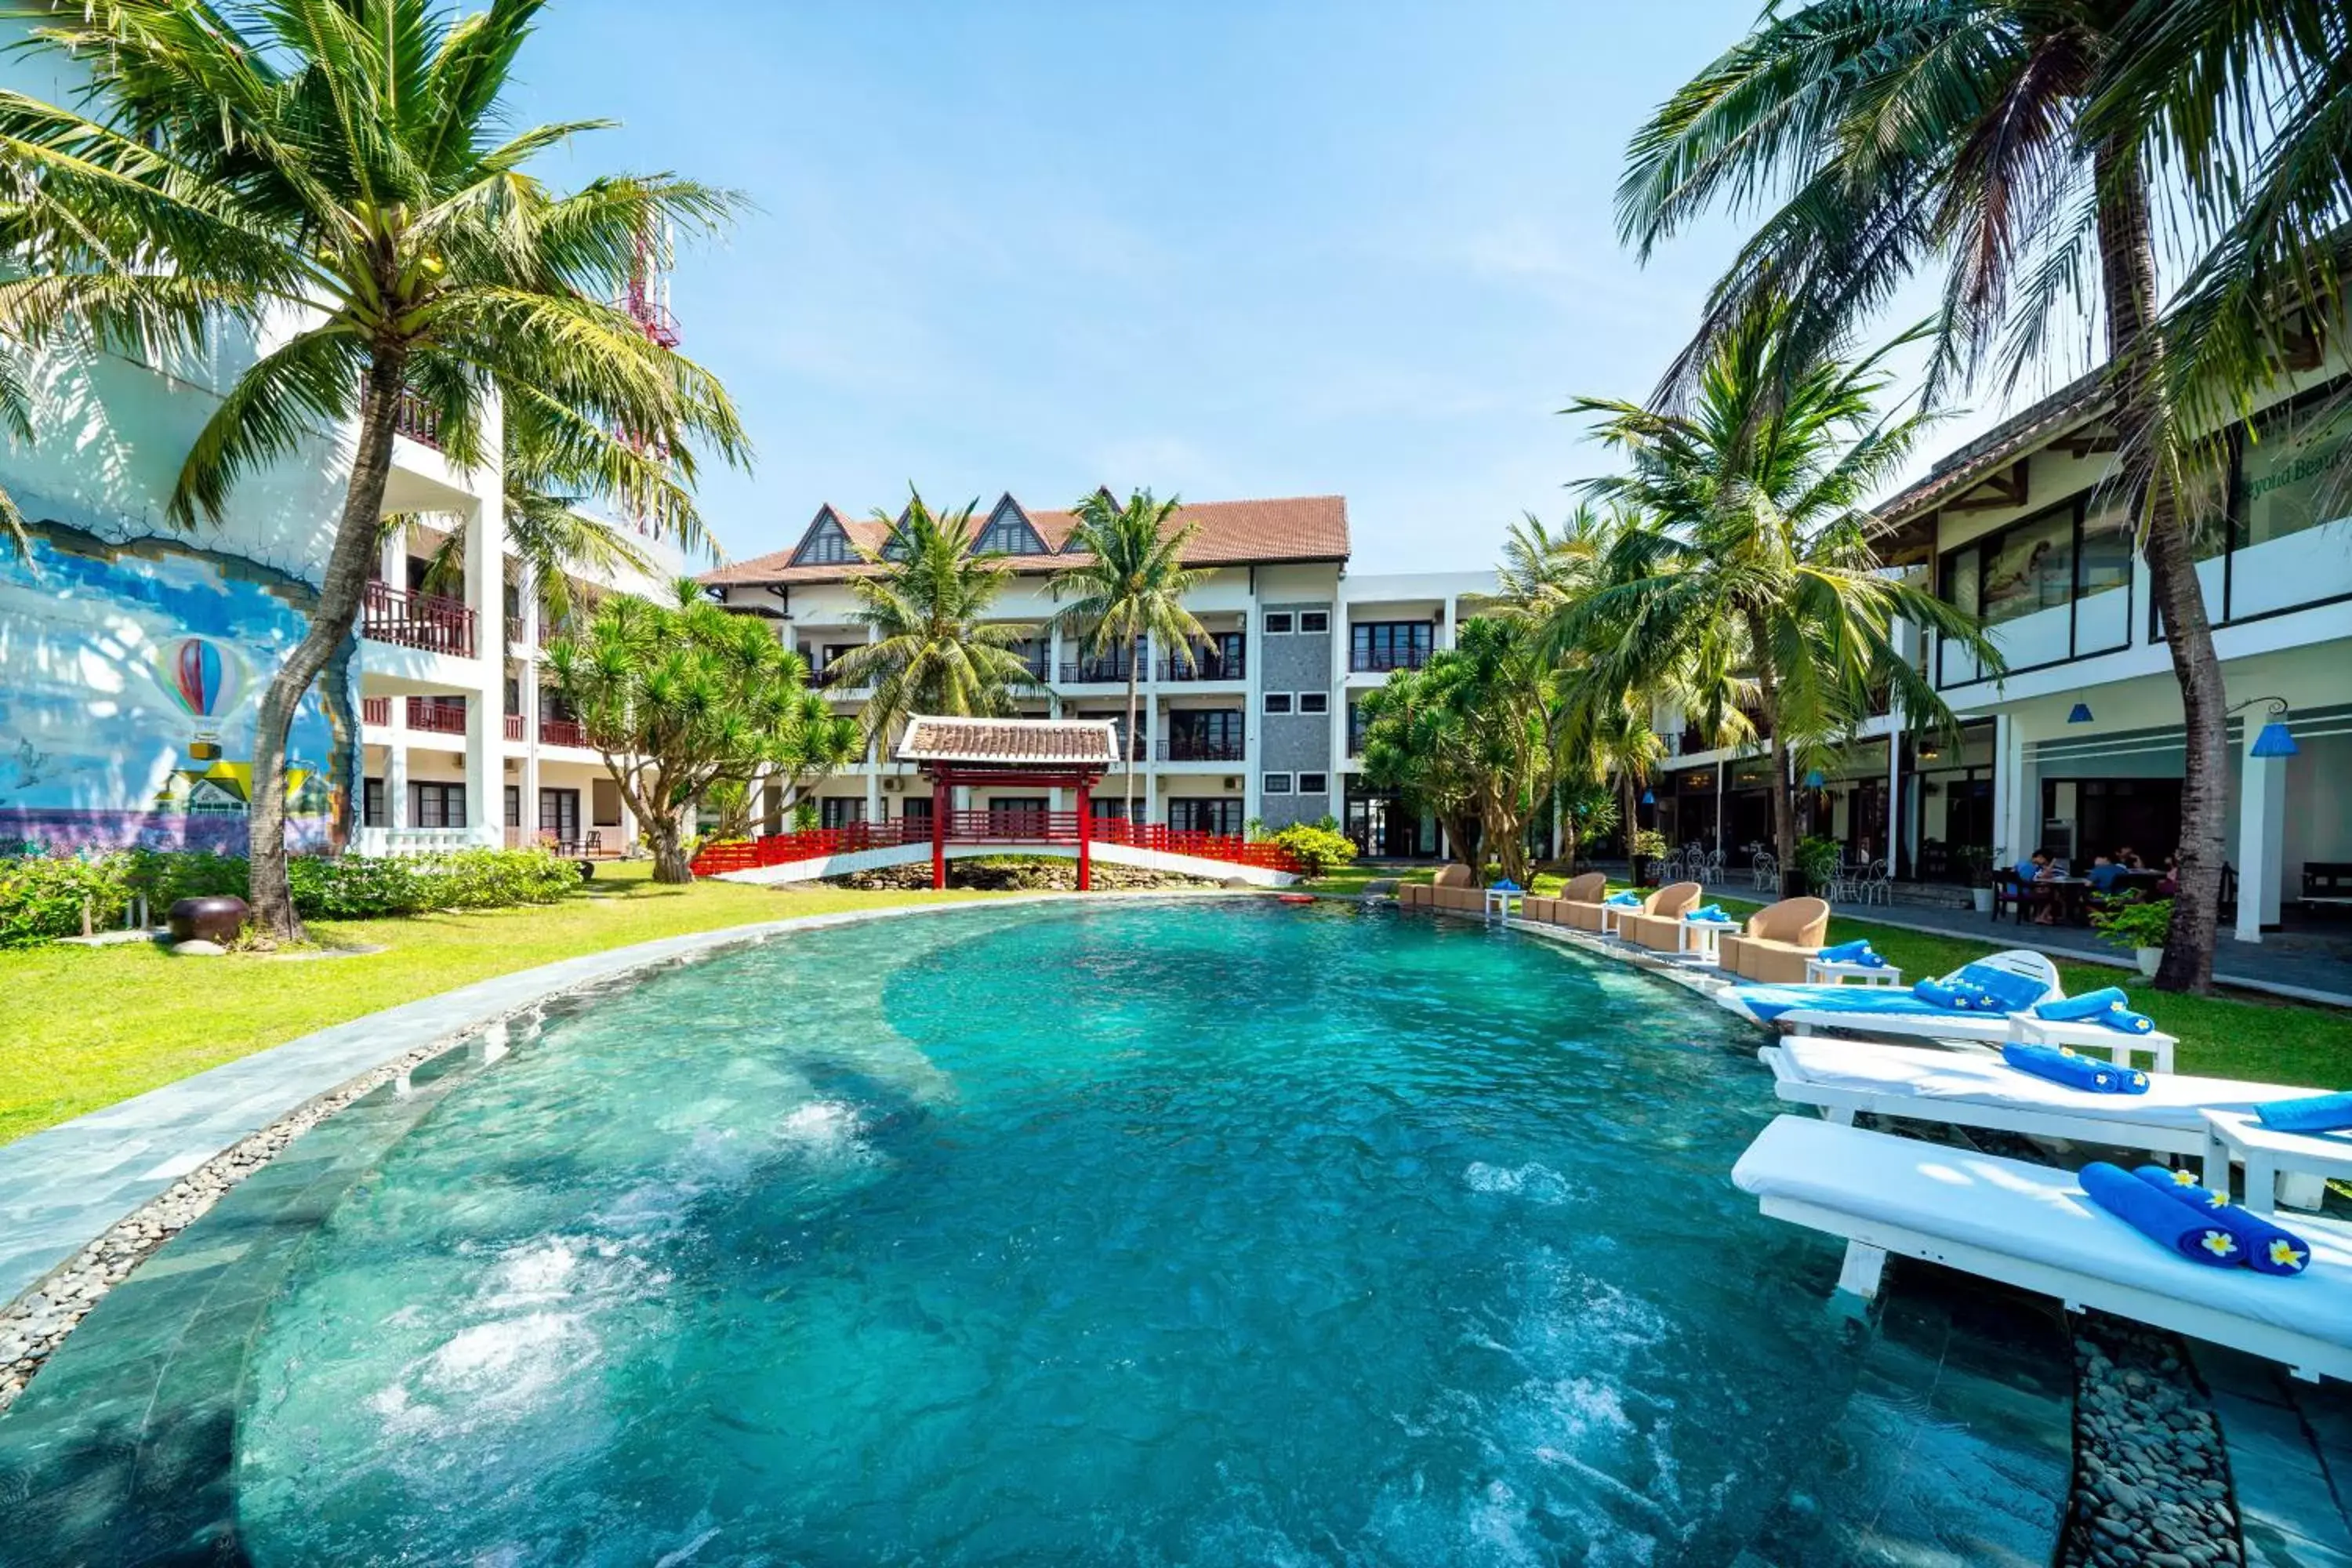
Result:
[1298, 772, 1328, 793]
[1298, 692, 1329, 714]
[1265, 612, 1294, 634]
[362, 776, 384, 826]
[1263, 692, 1293, 714]
[503, 785, 521, 827]
[1976, 508, 2073, 626]
[795, 523, 855, 566]
[1298, 611, 1330, 633]
[975, 515, 1044, 554]
[1351, 621, 1435, 670]
[2074, 499, 2134, 655]
[2240, 412, 2352, 546]
[1262, 773, 1294, 794]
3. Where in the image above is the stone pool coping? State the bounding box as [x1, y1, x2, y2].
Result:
[0, 891, 1156, 1317]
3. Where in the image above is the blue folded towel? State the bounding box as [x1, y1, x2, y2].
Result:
[1914, 978, 1996, 1011]
[1605, 891, 1643, 908]
[2132, 1166, 2310, 1276]
[1686, 904, 1736, 924]
[1952, 961, 2050, 1014]
[2032, 987, 2156, 1035]
[1817, 939, 1885, 967]
[2253, 1091, 2352, 1135]
[2002, 1042, 2149, 1095]
[2080, 1163, 2241, 1266]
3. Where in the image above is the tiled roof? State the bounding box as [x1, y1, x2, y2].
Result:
[701, 494, 1350, 587]
[895, 715, 1123, 766]
[1874, 368, 2109, 524]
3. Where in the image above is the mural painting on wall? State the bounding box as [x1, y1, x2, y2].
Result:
[0, 519, 357, 854]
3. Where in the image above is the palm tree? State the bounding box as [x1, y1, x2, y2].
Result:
[1614, 0, 2299, 989]
[1047, 489, 1212, 821]
[1549, 311, 1999, 879]
[827, 490, 1042, 752]
[0, 0, 747, 939]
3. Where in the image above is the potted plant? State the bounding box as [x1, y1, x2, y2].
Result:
[1630, 829, 1668, 887]
[1794, 835, 1843, 897]
[1960, 844, 1997, 913]
[2090, 895, 2173, 978]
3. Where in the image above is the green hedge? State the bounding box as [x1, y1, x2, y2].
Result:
[0, 846, 584, 946]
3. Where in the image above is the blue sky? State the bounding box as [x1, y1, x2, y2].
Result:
[517, 2, 1981, 573]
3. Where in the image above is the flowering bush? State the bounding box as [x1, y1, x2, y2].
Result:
[1269, 822, 1358, 877]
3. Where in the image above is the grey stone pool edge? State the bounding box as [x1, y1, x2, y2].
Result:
[0, 893, 1137, 1359]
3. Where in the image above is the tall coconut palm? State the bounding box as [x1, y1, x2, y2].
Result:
[1047, 488, 1212, 821]
[1614, 0, 2298, 989]
[1549, 310, 2000, 877]
[0, 0, 748, 939]
[827, 490, 1042, 751]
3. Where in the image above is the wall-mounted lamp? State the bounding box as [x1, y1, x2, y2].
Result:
[2230, 696, 2299, 758]
[1640, 789, 1655, 805]
[1802, 769, 1825, 788]
[2067, 702, 2093, 724]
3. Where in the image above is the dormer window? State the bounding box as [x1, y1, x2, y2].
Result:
[973, 506, 1049, 556]
[790, 509, 857, 568]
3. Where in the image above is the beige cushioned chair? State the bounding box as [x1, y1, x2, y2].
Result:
[1529, 872, 1610, 931]
[1403, 863, 1483, 914]
[1718, 897, 1831, 982]
[1616, 881, 1704, 952]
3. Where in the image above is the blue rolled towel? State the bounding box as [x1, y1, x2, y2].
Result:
[1605, 891, 1643, 908]
[1914, 978, 1997, 1011]
[1817, 939, 1886, 967]
[2080, 1162, 2242, 1266]
[2132, 1166, 2310, 1276]
[2253, 1091, 2352, 1135]
[2033, 987, 2156, 1035]
[1954, 961, 2050, 1014]
[2002, 1042, 2148, 1095]
[1686, 904, 1736, 924]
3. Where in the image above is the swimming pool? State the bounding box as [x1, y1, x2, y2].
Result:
[230, 898, 1858, 1565]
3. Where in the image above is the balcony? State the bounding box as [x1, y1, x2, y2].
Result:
[539, 717, 589, 748]
[363, 580, 476, 658]
[393, 389, 442, 449]
[1348, 648, 1431, 674]
[405, 696, 468, 735]
[1058, 658, 1140, 685]
[1158, 735, 1244, 762]
[361, 695, 390, 727]
[812, 664, 872, 693]
[503, 713, 524, 741]
[1157, 652, 1246, 682]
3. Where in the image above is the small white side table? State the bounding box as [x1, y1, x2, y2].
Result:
[1804, 958, 1904, 987]
[1483, 886, 1523, 921]
[1679, 917, 1733, 964]
[1598, 903, 1637, 938]
[2199, 1108, 2350, 1215]
[2003, 1013, 2176, 1075]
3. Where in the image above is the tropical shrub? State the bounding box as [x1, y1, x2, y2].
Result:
[0, 855, 132, 947]
[2092, 896, 2175, 952]
[1269, 823, 1357, 877]
[1795, 836, 1844, 891]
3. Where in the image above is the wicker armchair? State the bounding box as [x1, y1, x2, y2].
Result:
[1617, 881, 1704, 951]
[1718, 897, 1832, 982]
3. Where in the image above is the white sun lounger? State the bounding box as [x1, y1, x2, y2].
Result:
[1762, 1038, 2326, 1205]
[1733, 1114, 2352, 1382]
[1719, 949, 2086, 1048]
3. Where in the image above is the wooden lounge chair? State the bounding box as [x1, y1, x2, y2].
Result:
[1525, 872, 1608, 929]
[1717, 897, 1831, 983]
[1733, 1115, 2352, 1382]
[1616, 881, 1703, 952]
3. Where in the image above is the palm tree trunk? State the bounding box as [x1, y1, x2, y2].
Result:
[2095, 140, 2228, 994]
[244, 354, 407, 942]
[1122, 662, 1140, 823]
[1748, 613, 1798, 873]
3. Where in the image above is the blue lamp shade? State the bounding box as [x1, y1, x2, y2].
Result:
[1640, 789, 1655, 805]
[2251, 720, 2299, 758]
[1802, 769, 1825, 788]
[2067, 702, 2094, 724]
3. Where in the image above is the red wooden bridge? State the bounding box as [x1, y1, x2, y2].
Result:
[689, 814, 1302, 881]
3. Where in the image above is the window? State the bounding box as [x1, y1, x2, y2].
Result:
[973, 512, 1047, 555]
[409, 782, 466, 829]
[1262, 691, 1293, 714]
[1298, 772, 1328, 794]
[818, 796, 866, 829]
[1264, 612, 1294, 634]
[1169, 797, 1243, 836]
[1350, 621, 1434, 672]
[1298, 691, 1329, 714]
[793, 520, 856, 566]
[2240, 407, 2352, 547]
[1347, 700, 1369, 756]
[504, 785, 521, 828]
[1262, 772, 1294, 794]
[1976, 508, 2074, 626]
[1166, 710, 1242, 760]
[363, 776, 384, 826]
[1298, 610, 1330, 633]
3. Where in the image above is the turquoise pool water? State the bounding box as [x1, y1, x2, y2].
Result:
[234, 899, 1856, 1565]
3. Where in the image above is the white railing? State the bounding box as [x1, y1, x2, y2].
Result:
[354, 827, 488, 858]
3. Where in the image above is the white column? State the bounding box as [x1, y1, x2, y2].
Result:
[1438, 595, 1457, 651]
[386, 739, 409, 834]
[518, 569, 540, 849]
[1715, 760, 1725, 850]
[1886, 702, 1903, 876]
[462, 395, 506, 850]
[1992, 713, 2029, 865]
[2234, 713, 2288, 943]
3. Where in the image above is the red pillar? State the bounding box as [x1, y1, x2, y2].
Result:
[1076, 781, 1093, 892]
[931, 771, 948, 890]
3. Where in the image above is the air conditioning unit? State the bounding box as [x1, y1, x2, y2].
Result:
[1223, 776, 1240, 791]
[883, 778, 902, 793]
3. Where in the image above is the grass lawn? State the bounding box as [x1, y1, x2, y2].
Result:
[0, 865, 986, 1146]
[1305, 866, 2351, 1089]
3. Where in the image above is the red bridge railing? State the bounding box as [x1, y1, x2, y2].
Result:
[689, 815, 1302, 877]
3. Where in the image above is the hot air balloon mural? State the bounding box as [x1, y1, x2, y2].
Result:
[151, 635, 247, 760]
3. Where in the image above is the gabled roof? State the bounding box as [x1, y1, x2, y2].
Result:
[1874, 368, 2110, 526]
[702, 493, 1351, 587]
[895, 715, 1122, 766]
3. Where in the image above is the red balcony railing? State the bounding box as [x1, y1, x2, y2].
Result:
[393, 389, 441, 449]
[503, 713, 524, 741]
[688, 815, 1303, 877]
[539, 717, 588, 748]
[405, 696, 468, 735]
[361, 695, 390, 726]
[362, 580, 476, 658]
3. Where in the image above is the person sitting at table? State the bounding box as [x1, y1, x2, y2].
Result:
[2157, 852, 2180, 897]
[2021, 850, 2062, 924]
[2085, 853, 2127, 893]
[2117, 844, 2143, 871]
